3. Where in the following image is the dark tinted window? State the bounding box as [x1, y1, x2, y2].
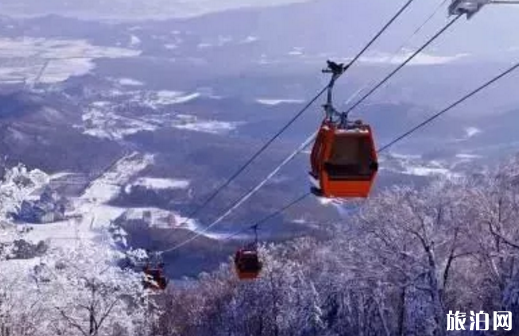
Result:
[239, 254, 261, 272]
[325, 135, 375, 180]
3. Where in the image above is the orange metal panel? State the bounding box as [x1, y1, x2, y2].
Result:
[311, 121, 378, 199]
[237, 271, 260, 280]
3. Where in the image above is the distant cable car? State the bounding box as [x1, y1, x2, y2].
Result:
[234, 248, 262, 280]
[143, 263, 168, 290]
[309, 61, 378, 199]
[143, 261, 168, 290]
[234, 226, 262, 280]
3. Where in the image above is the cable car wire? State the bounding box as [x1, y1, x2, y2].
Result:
[159, 0, 417, 254]
[161, 133, 318, 253]
[161, 2, 461, 254]
[344, 14, 462, 118]
[343, 0, 418, 69]
[176, 0, 416, 225]
[223, 192, 312, 241]
[225, 60, 519, 241]
[345, 0, 450, 106]
[377, 60, 519, 153]
[163, 6, 516, 254]
[171, 2, 460, 246]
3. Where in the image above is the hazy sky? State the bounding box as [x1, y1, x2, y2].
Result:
[0, 0, 313, 20]
[2, 0, 518, 60]
[2, 0, 518, 27]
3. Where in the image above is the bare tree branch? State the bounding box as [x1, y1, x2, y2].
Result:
[56, 308, 89, 336]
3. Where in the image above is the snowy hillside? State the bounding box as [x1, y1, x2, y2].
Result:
[0, 162, 159, 336]
[0, 1, 518, 334]
[0, 150, 219, 257]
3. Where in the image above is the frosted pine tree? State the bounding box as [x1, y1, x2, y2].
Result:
[32, 241, 154, 336]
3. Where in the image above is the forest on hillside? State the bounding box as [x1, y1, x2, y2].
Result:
[1, 155, 519, 336]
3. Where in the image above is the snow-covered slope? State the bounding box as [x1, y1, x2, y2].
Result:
[256, 98, 305, 106]
[0, 161, 159, 336]
[129, 177, 190, 190]
[0, 152, 205, 260]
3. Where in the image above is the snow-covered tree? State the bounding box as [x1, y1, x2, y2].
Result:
[30, 242, 155, 336]
[153, 154, 519, 336]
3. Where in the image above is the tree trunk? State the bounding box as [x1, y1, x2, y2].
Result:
[398, 286, 407, 336]
[376, 297, 391, 336]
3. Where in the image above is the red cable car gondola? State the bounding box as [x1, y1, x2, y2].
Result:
[234, 226, 263, 280]
[309, 61, 379, 199]
[310, 119, 378, 198]
[143, 262, 168, 290]
[234, 248, 263, 280]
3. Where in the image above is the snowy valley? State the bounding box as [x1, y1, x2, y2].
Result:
[0, 0, 519, 335]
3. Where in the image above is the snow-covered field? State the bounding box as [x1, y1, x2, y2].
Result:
[464, 126, 482, 138]
[81, 152, 154, 204]
[456, 153, 482, 159]
[78, 91, 240, 140]
[134, 91, 201, 107]
[378, 152, 481, 179]
[122, 207, 195, 229]
[0, 151, 220, 263]
[0, 162, 146, 317]
[256, 98, 305, 106]
[359, 52, 468, 66]
[117, 77, 144, 86]
[172, 115, 239, 135]
[130, 177, 190, 190]
[402, 165, 456, 177]
[81, 105, 159, 140]
[14, 153, 154, 248]
[0, 37, 140, 84]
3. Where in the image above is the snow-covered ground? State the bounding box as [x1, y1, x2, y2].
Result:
[0, 37, 140, 84]
[122, 207, 195, 229]
[118, 77, 144, 86]
[164, 43, 178, 50]
[256, 98, 305, 106]
[402, 165, 456, 177]
[80, 108, 239, 139]
[359, 52, 469, 66]
[465, 126, 482, 138]
[81, 105, 159, 140]
[456, 153, 482, 159]
[129, 34, 141, 47]
[0, 160, 148, 311]
[133, 91, 201, 108]
[130, 177, 190, 190]
[196, 35, 233, 49]
[81, 152, 154, 204]
[16, 153, 155, 248]
[0, 151, 220, 262]
[241, 36, 259, 44]
[78, 91, 240, 140]
[172, 115, 239, 135]
[380, 152, 477, 179]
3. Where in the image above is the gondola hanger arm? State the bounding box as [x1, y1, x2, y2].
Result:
[322, 60, 349, 123]
[449, 0, 519, 19]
